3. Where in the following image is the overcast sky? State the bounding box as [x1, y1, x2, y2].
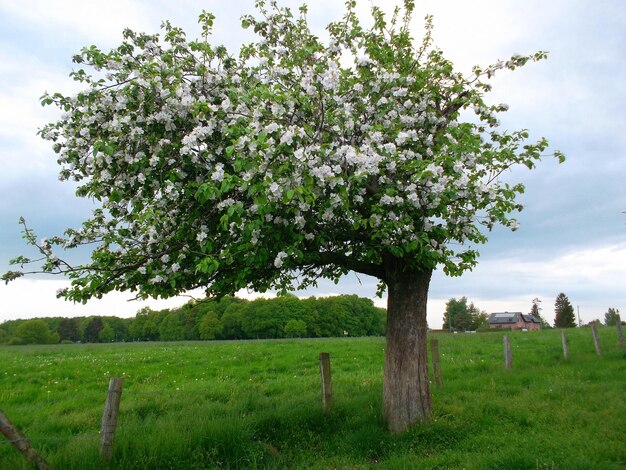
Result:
[1, 0, 624, 328]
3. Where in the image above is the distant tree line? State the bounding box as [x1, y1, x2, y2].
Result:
[0, 295, 386, 345]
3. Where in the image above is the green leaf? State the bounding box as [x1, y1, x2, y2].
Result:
[221, 178, 234, 193]
[197, 257, 219, 275]
[388, 246, 404, 258]
[555, 150, 566, 164]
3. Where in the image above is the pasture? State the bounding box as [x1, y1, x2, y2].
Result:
[0, 327, 624, 469]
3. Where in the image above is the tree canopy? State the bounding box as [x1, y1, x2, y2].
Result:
[4, 0, 560, 301]
[12, 319, 58, 345]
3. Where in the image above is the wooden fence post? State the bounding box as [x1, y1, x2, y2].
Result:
[591, 324, 602, 356]
[100, 377, 124, 461]
[0, 409, 49, 470]
[615, 314, 624, 348]
[319, 353, 333, 413]
[430, 338, 443, 388]
[503, 335, 512, 369]
[561, 330, 569, 360]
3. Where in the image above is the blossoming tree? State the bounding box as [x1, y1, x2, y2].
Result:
[4, 0, 562, 432]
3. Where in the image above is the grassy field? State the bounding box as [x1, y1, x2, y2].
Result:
[0, 327, 624, 469]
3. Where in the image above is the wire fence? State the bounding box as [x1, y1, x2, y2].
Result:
[0, 371, 325, 461]
[2, 327, 623, 464]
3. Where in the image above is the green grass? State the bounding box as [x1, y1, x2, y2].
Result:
[0, 328, 624, 469]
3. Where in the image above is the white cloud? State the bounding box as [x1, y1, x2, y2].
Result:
[430, 242, 626, 326]
[0, 1, 158, 46]
[485, 242, 626, 294]
[0, 51, 69, 171]
[0, 279, 206, 319]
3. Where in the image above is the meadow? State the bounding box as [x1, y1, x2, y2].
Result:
[0, 327, 624, 469]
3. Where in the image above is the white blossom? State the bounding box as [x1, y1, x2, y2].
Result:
[264, 122, 280, 133]
[274, 251, 288, 268]
[211, 163, 225, 182]
[321, 59, 340, 91]
[357, 55, 372, 66]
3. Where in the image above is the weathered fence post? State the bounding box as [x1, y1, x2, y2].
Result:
[319, 352, 333, 413]
[100, 377, 124, 461]
[561, 330, 569, 360]
[615, 314, 624, 348]
[0, 409, 49, 470]
[503, 335, 512, 369]
[591, 324, 602, 356]
[430, 338, 443, 388]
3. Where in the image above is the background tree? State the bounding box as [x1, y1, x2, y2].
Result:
[13, 319, 58, 345]
[105, 316, 130, 342]
[159, 313, 185, 341]
[98, 323, 115, 342]
[284, 319, 308, 338]
[468, 303, 489, 330]
[128, 309, 149, 341]
[241, 298, 287, 339]
[529, 298, 550, 329]
[83, 317, 104, 343]
[58, 317, 80, 342]
[554, 293, 576, 328]
[179, 307, 202, 340]
[220, 303, 247, 340]
[127, 307, 167, 341]
[139, 309, 165, 341]
[442, 297, 473, 331]
[198, 310, 222, 340]
[604, 307, 620, 326]
[2, 2, 560, 432]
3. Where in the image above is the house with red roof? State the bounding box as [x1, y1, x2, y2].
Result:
[488, 312, 541, 330]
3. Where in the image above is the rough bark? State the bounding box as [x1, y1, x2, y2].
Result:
[383, 263, 432, 433]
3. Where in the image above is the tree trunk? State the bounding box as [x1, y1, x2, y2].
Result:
[383, 265, 432, 433]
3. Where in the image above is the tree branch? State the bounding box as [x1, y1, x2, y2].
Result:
[316, 251, 384, 280]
